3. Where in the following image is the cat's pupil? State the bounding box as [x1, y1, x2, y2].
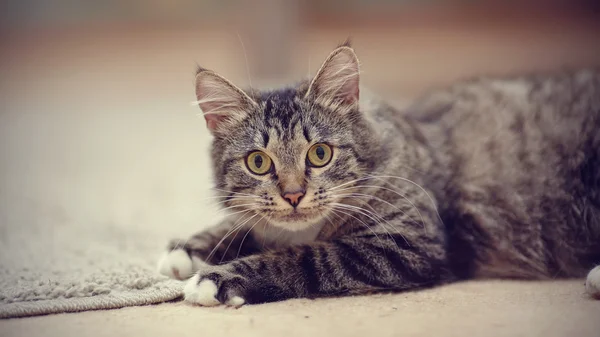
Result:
[316, 146, 325, 160]
[254, 155, 263, 168]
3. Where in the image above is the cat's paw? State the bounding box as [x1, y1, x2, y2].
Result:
[184, 268, 247, 307]
[157, 249, 194, 280]
[585, 265, 600, 299]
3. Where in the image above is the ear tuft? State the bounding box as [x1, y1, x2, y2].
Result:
[306, 45, 360, 113]
[338, 38, 352, 49]
[194, 68, 257, 134]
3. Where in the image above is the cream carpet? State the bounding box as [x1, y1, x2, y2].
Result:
[0, 215, 183, 319]
[1, 280, 599, 337]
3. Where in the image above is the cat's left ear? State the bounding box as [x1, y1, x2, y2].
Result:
[306, 42, 360, 113]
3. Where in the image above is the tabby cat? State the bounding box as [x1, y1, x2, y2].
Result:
[158, 42, 600, 307]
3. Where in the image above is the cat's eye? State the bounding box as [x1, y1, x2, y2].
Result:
[246, 151, 272, 175]
[307, 143, 333, 167]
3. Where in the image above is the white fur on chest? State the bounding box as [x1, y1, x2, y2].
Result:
[253, 222, 324, 248]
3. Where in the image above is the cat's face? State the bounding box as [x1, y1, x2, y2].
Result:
[210, 89, 368, 231]
[196, 43, 374, 231]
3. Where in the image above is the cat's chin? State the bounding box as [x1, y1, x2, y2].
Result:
[267, 211, 326, 232]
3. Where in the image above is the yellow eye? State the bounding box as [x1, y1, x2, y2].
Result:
[246, 151, 272, 175]
[307, 143, 333, 167]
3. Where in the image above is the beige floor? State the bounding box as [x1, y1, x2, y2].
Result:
[1, 280, 599, 337]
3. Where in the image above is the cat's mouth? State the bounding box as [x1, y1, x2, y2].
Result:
[278, 211, 315, 221]
[264, 207, 327, 230]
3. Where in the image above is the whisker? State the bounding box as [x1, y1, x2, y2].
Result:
[326, 176, 370, 191]
[236, 31, 254, 98]
[236, 213, 268, 259]
[219, 210, 263, 259]
[328, 175, 438, 226]
[206, 197, 258, 208]
[335, 197, 414, 242]
[322, 210, 338, 231]
[261, 221, 269, 250]
[208, 212, 258, 263]
[268, 223, 289, 245]
[329, 207, 384, 246]
[332, 184, 426, 231]
[330, 202, 392, 234]
[330, 202, 410, 247]
[200, 195, 255, 201]
[216, 203, 261, 214]
[168, 237, 185, 252]
[333, 192, 422, 228]
[364, 175, 443, 226]
[214, 207, 259, 219]
[259, 214, 277, 252]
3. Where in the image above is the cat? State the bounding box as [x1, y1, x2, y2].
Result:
[158, 41, 600, 307]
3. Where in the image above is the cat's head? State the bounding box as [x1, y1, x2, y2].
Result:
[195, 42, 379, 231]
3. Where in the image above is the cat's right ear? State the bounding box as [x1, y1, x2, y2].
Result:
[194, 68, 258, 134]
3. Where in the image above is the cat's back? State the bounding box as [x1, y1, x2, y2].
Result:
[406, 69, 600, 279]
[415, 70, 600, 192]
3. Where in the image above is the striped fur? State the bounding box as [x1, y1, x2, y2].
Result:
[162, 44, 600, 306]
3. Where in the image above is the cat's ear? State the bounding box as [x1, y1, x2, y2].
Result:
[306, 42, 360, 113]
[194, 67, 258, 134]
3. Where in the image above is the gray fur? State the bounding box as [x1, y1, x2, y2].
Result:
[168, 45, 600, 305]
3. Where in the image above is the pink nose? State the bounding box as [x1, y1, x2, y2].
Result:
[282, 191, 305, 207]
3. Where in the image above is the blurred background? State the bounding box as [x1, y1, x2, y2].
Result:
[1, 0, 600, 238]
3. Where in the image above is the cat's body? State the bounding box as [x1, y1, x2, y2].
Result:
[410, 72, 600, 280]
[393, 72, 600, 280]
[158, 44, 600, 306]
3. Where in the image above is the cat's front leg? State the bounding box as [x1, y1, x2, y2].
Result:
[183, 234, 450, 307]
[157, 218, 262, 280]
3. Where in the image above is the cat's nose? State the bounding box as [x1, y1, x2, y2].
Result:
[282, 190, 305, 208]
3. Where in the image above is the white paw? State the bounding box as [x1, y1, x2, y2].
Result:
[183, 272, 247, 307]
[184, 274, 221, 306]
[227, 295, 246, 308]
[157, 249, 193, 280]
[585, 266, 600, 299]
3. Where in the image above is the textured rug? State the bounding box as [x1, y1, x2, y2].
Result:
[0, 214, 184, 318]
